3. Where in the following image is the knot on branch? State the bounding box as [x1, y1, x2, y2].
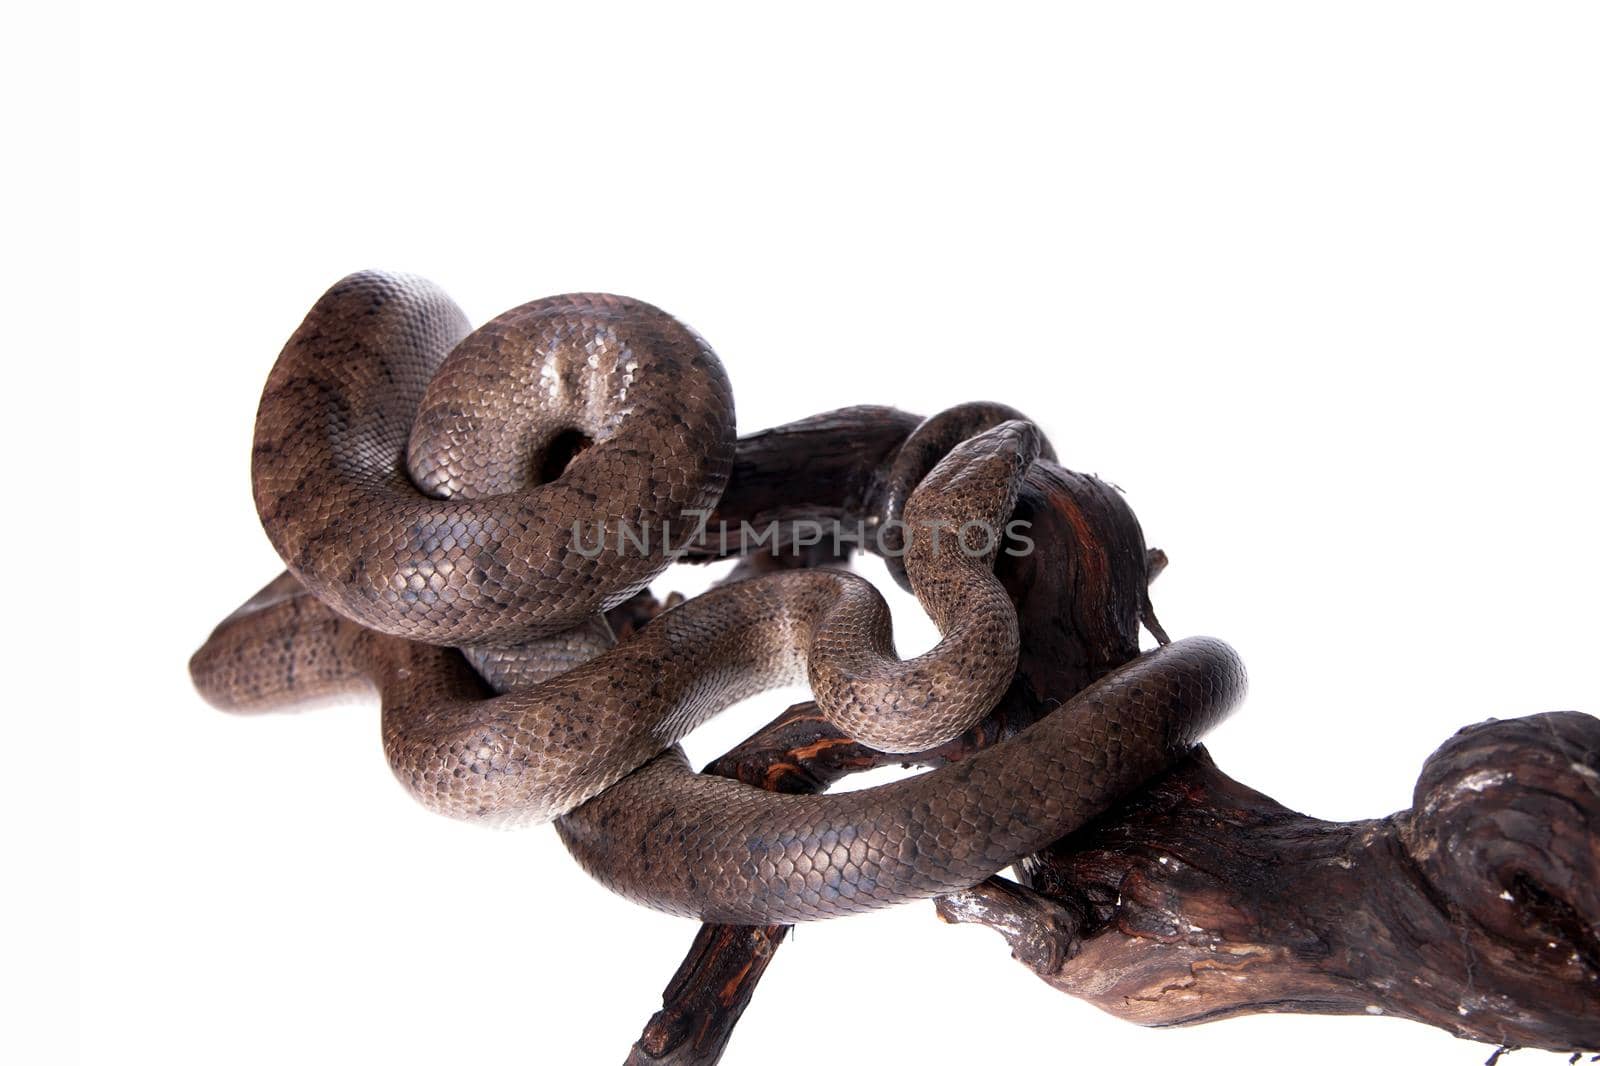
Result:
[1401, 712, 1600, 1022]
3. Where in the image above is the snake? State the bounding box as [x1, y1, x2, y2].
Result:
[191, 270, 1247, 922]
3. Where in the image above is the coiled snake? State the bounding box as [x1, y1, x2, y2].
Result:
[191, 271, 1246, 923]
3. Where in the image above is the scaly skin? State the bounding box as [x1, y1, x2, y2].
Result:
[252, 272, 735, 646]
[557, 637, 1245, 922]
[192, 425, 1041, 824]
[193, 270, 1247, 920]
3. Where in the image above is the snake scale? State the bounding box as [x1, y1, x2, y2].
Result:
[191, 271, 1246, 923]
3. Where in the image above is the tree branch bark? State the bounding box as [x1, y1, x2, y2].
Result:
[938, 711, 1600, 1053]
[623, 407, 1599, 1063]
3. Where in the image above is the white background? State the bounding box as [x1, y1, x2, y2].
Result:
[33, 2, 1600, 1063]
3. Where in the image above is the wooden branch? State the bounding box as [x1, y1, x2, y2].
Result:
[622, 406, 1599, 1062]
[937, 710, 1600, 1054]
[625, 923, 791, 1066]
[685, 406, 921, 559]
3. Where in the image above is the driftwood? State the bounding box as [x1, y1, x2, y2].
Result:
[615, 408, 1599, 1064]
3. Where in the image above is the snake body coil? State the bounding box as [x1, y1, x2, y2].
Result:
[252, 272, 735, 646]
[192, 271, 1246, 921]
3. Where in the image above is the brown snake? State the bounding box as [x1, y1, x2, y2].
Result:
[191, 271, 1246, 922]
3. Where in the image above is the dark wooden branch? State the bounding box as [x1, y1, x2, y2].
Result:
[937, 710, 1600, 1054]
[623, 406, 1599, 1062]
[685, 406, 921, 559]
[625, 923, 791, 1066]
